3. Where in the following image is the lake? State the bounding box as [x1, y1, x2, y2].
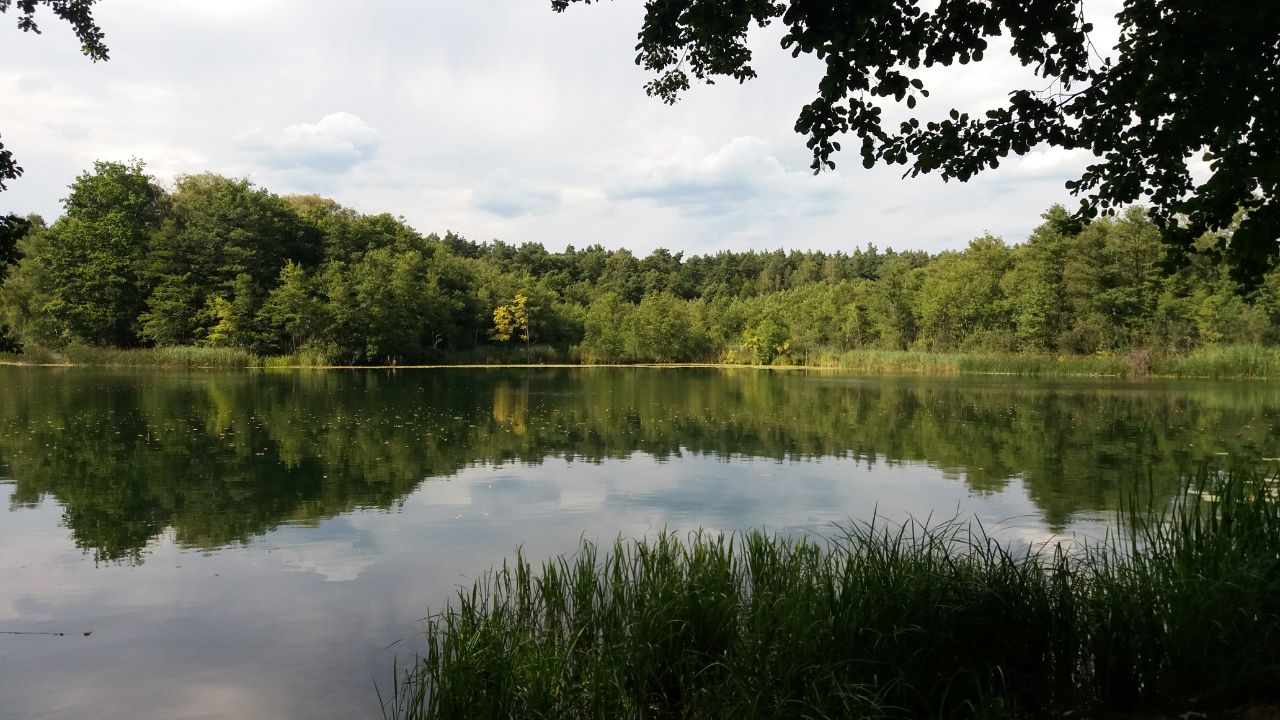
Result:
[1, 366, 1277, 719]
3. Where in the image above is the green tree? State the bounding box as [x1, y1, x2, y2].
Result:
[0, 213, 30, 349]
[1193, 277, 1266, 346]
[2, 218, 56, 346]
[581, 293, 633, 362]
[1003, 207, 1074, 351]
[324, 247, 451, 361]
[600, 249, 644, 303]
[916, 236, 1013, 351]
[741, 315, 790, 365]
[631, 292, 706, 362]
[1089, 209, 1165, 349]
[868, 257, 921, 350]
[258, 261, 328, 353]
[141, 173, 318, 346]
[837, 280, 879, 349]
[201, 296, 237, 348]
[38, 160, 165, 345]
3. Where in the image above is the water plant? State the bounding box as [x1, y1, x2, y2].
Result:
[385, 470, 1280, 719]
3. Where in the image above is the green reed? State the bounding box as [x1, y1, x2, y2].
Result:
[65, 345, 258, 368]
[385, 469, 1280, 719]
[830, 349, 1135, 377]
[1153, 345, 1280, 379]
[0, 344, 257, 368]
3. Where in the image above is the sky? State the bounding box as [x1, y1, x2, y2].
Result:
[0, 0, 1123, 256]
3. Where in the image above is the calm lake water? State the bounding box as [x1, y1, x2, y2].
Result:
[1, 366, 1277, 719]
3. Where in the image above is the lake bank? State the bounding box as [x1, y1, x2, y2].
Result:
[5, 344, 1280, 379]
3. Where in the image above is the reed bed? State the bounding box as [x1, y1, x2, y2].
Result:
[1153, 345, 1280, 379]
[0, 345, 258, 368]
[5, 343, 1280, 378]
[0, 345, 67, 365]
[385, 470, 1280, 719]
[61, 345, 258, 368]
[261, 348, 335, 368]
[832, 349, 1137, 377]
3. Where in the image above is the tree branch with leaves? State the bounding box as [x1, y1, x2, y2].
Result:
[553, 0, 1280, 283]
[0, 0, 108, 191]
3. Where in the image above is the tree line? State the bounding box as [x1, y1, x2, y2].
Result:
[2, 159, 1279, 364]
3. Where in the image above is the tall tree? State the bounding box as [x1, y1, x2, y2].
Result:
[258, 261, 328, 354]
[554, 0, 1280, 281]
[0, 213, 28, 276]
[0, 213, 31, 349]
[1003, 207, 1074, 351]
[916, 236, 1013, 350]
[38, 160, 165, 345]
[141, 173, 319, 346]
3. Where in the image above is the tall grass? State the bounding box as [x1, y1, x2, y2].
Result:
[61, 345, 258, 368]
[1154, 345, 1280, 379]
[386, 470, 1280, 719]
[262, 348, 336, 368]
[0, 345, 67, 365]
[831, 349, 1137, 377]
[0, 344, 258, 368]
[5, 343, 1280, 377]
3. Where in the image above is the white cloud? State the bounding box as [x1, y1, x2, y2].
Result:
[609, 136, 847, 219]
[276, 535, 378, 583]
[1011, 147, 1090, 179]
[0, 0, 1124, 253]
[470, 169, 562, 218]
[237, 112, 380, 174]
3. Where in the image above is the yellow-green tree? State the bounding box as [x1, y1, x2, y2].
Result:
[491, 293, 531, 354]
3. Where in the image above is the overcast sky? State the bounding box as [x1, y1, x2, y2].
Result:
[0, 0, 1123, 256]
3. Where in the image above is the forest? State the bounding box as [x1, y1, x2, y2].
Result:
[2, 159, 1279, 366]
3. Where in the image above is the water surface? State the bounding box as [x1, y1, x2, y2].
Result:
[1, 367, 1276, 718]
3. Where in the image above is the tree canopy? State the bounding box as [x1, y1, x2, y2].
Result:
[3, 160, 1279, 364]
[0, 0, 108, 190]
[552, 0, 1280, 283]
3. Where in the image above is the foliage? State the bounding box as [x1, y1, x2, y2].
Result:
[0, 212, 26, 274]
[258, 261, 327, 353]
[35, 160, 164, 346]
[0, 213, 28, 350]
[2, 161, 1279, 365]
[139, 173, 319, 348]
[491, 293, 530, 344]
[387, 469, 1280, 719]
[553, 0, 1280, 284]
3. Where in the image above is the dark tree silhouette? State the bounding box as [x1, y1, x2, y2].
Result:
[553, 0, 1280, 282]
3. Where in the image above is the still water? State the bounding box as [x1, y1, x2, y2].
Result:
[1, 366, 1277, 719]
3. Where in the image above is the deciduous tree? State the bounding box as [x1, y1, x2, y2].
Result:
[37, 160, 164, 345]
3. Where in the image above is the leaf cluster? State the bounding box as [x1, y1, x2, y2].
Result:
[555, 0, 1280, 283]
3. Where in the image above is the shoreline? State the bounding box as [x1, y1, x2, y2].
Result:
[3, 353, 1279, 380]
